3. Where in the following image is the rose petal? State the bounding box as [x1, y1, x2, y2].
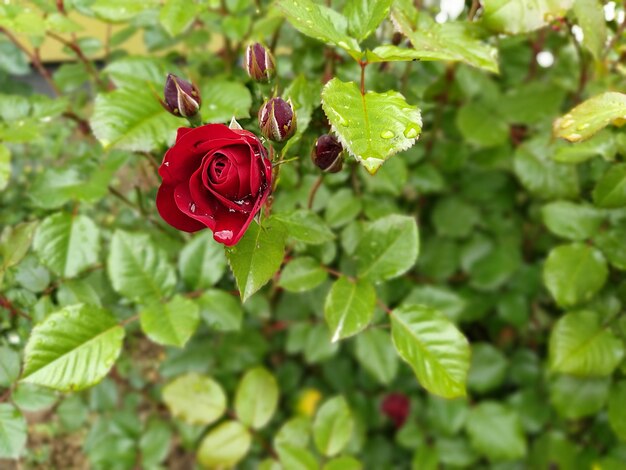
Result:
[156, 184, 205, 232]
[173, 183, 217, 229]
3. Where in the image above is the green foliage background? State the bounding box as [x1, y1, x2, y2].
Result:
[1, 0, 626, 468]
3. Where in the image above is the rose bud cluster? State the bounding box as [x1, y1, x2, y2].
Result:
[162, 73, 201, 118]
[245, 43, 276, 82]
[312, 134, 343, 173]
[380, 393, 411, 429]
[258, 97, 297, 142]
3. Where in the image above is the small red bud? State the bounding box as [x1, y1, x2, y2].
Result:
[381, 393, 410, 429]
[163, 74, 201, 118]
[245, 43, 276, 82]
[312, 134, 343, 173]
[258, 97, 297, 142]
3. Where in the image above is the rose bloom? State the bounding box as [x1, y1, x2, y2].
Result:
[156, 124, 272, 246]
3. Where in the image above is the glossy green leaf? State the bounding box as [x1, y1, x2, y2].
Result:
[549, 310, 624, 376]
[200, 79, 252, 123]
[354, 328, 398, 385]
[159, 0, 199, 36]
[553, 92, 626, 142]
[543, 243, 608, 307]
[226, 221, 286, 302]
[391, 304, 470, 398]
[107, 230, 176, 302]
[593, 163, 626, 208]
[322, 78, 422, 174]
[483, 0, 573, 34]
[595, 227, 626, 270]
[608, 381, 626, 441]
[273, 209, 335, 245]
[0, 220, 38, 271]
[466, 402, 527, 462]
[324, 276, 376, 341]
[235, 367, 279, 429]
[178, 232, 227, 290]
[549, 375, 609, 419]
[91, 0, 159, 22]
[162, 373, 226, 426]
[356, 214, 419, 281]
[541, 201, 604, 240]
[91, 86, 180, 151]
[197, 289, 243, 331]
[197, 421, 252, 468]
[0, 404, 27, 459]
[344, 0, 392, 41]
[140, 295, 199, 348]
[277, 444, 318, 470]
[275, 0, 361, 60]
[21, 304, 124, 391]
[279, 257, 327, 293]
[313, 396, 354, 457]
[33, 212, 100, 278]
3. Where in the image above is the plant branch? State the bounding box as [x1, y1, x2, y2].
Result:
[46, 31, 108, 89]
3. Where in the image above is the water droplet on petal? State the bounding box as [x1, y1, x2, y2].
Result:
[189, 203, 196, 213]
[214, 230, 233, 242]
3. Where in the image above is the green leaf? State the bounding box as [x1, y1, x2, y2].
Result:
[197, 289, 243, 331]
[482, 0, 573, 34]
[21, 304, 124, 391]
[304, 324, 340, 364]
[140, 295, 199, 348]
[541, 201, 604, 240]
[277, 444, 318, 470]
[0, 143, 9, 191]
[354, 328, 398, 385]
[468, 343, 508, 394]
[235, 367, 279, 429]
[356, 214, 419, 281]
[279, 257, 327, 293]
[0, 404, 27, 459]
[91, 0, 159, 22]
[608, 381, 626, 441]
[593, 163, 626, 208]
[573, 0, 607, 59]
[0, 347, 20, 388]
[456, 101, 509, 147]
[391, 304, 470, 398]
[197, 421, 252, 468]
[432, 197, 480, 239]
[140, 419, 172, 467]
[226, 221, 286, 302]
[160, 0, 199, 36]
[549, 310, 624, 376]
[595, 227, 626, 270]
[344, 0, 392, 41]
[162, 373, 226, 426]
[465, 402, 527, 462]
[178, 232, 227, 290]
[91, 86, 180, 152]
[273, 209, 335, 245]
[33, 212, 100, 278]
[322, 78, 422, 174]
[325, 188, 362, 228]
[372, 20, 498, 73]
[553, 92, 626, 142]
[275, 0, 361, 60]
[543, 243, 608, 307]
[200, 79, 252, 123]
[107, 230, 176, 302]
[0, 220, 38, 271]
[313, 396, 354, 457]
[324, 456, 363, 470]
[549, 375, 609, 419]
[104, 56, 173, 88]
[552, 130, 616, 164]
[324, 276, 376, 341]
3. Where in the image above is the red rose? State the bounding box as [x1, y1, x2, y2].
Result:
[381, 393, 410, 428]
[156, 124, 272, 246]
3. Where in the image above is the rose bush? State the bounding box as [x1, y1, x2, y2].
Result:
[156, 124, 272, 246]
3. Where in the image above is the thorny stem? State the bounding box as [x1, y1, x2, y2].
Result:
[0, 295, 32, 321]
[307, 175, 323, 209]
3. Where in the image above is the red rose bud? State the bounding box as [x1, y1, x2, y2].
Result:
[258, 97, 297, 142]
[381, 393, 410, 429]
[163, 73, 201, 118]
[245, 43, 276, 82]
[312, 134, 343, 173]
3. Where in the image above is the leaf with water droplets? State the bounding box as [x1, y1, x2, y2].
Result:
[482, 0, 573, 34]
[226, 220, 286, 302]
[322, 78, 422, 174]
[324, 276, 376, 342]
[553, 92, 626, 143]
[275, 0, 361, 60]
[21, 304, 124, 391]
